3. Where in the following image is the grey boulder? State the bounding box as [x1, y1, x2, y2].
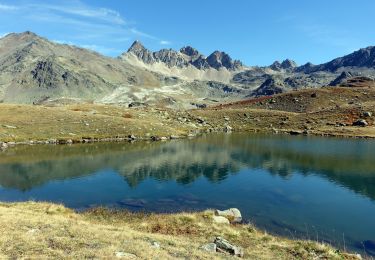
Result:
[214, 237, 244, 257]
[215, 208, 242, 223]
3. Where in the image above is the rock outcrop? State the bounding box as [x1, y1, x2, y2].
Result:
[329, 71, 354, 86]
[251, 77, 285, 97]
[127, 40, 156, 64]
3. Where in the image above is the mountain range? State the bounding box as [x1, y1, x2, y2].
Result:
[0, 31, 374, 108]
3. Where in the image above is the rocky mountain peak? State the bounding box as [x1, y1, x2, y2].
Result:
[128, 40, 147, 53]
[180, 46, 200, 57]
[295, 62, 315, 73]
[270, 59, 297, 71]
[153, 48, 189, 68]
[127, 40, 155, 64]
[1, 31, 43, 44]
[329, 71, 354, 86]
[206, 51, 242, 70]
[270, 61, 282, 70]
[281, 59, 297, 69]
[123, 41, 242, 71]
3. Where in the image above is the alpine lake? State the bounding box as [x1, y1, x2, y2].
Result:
[0, 133, 374, 255]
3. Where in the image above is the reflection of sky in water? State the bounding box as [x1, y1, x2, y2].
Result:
[0, 133, 375, 255]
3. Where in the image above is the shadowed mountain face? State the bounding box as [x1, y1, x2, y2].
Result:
[1, 31, 375, 107]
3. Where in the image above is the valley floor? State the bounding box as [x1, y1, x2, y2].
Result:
[0, 202, 361, 259]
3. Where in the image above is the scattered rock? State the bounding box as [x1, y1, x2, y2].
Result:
[289, 130, 303, 135]
[213, 216, 230, 224]
[160, 136, 168, 140]
[115, 252, 137, 258]
[311, 93, 317, 98]
[170, 135, 180, 139]
[151, 136, 160, 141]
[192, 103, 207, 109]
[48, 139, 58, 144]
[363, 111, 372, 117]
[128, 102, 148, 108]
[215, 208, 242, 223]
[200, 243, 217, 253]
[128, 135, 137, 140]
[214, 237, 244, 257]
[353, 119, 368, 127]
[224, 125, 233, 132]
[197, 117, 205, 124]
[150, 241, 160, 249]
[117, 199, 146, 208]
[3, 125, 17, 129]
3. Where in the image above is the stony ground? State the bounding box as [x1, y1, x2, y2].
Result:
[0, 84, 374, 146]
[0, 202, 362, 259]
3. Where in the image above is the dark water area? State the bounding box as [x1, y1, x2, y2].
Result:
[0, 133, 374, 255]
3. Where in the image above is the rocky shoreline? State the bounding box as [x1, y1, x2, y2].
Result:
[1, 125, 375, 152]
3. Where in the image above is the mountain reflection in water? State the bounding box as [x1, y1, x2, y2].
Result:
[0, 133, 374, 255]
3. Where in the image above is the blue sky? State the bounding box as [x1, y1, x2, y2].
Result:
[0, 0, 374, 66]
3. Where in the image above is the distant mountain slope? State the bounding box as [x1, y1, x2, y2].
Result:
[0, 31, 164, 104]
[296, 46, 375, 73]
[0, 31, 375, 107]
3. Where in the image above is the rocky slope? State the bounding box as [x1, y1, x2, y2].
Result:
[1, 31, 375, 108]
[296, 46, 375, 73]
[0, 31, 166, 104]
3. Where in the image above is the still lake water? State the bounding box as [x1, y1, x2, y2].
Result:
[0, 133, 374, 255]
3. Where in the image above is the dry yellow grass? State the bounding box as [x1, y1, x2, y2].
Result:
[0, 202, 361, 259]
[1, 84, 375, 144]
[1, 95, 375, 145]
[0, 104, 192, 142]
